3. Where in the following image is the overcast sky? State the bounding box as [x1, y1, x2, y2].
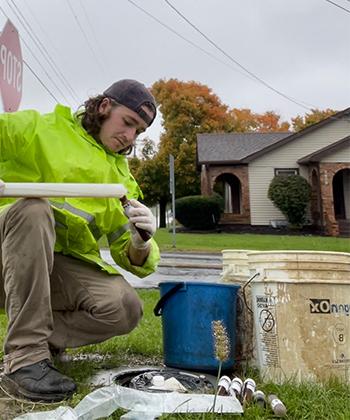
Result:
[0, 0, 349, 143]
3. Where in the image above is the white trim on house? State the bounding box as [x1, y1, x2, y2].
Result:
[319, 147, 350, 163]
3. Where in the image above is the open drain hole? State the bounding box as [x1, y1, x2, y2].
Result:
[112, 366, 216, 394]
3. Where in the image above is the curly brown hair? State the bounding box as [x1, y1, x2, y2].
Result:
[77, 95, 133, 155]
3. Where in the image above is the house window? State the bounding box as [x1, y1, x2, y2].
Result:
[274, 168, 299, 176]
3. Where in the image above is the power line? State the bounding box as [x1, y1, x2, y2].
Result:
[78, 0, 109, 67]
[164, 0, 314, 111]
[14, 33, 71, 103]
[65, 0, 106, 77]
[12, 0, 80, 104]
[126, 0, 269, 86]
[23, 59, 59, 103]
[324, 0, 350, 13]
[22, 0, 62, 58]
[7, 0, 80, 104]
[0, 4, 66, 103]
[22, 0, 82, 104]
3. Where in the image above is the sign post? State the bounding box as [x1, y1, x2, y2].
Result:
[169, 154, 176, 248]
[0, 20, 23, 112]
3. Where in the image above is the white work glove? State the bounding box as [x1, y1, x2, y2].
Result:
[126, 199, 156, 250]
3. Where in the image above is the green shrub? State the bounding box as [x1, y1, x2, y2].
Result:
[268, 175, 311, 227]
[175, 194, 223, 229]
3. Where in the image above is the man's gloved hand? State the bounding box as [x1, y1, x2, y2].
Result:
[127, 199, 156, 250]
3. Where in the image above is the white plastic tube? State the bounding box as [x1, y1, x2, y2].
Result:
[0, 183, 127, 198]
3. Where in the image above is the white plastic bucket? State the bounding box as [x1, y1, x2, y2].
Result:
[248, 251, 350, 383]
[221, 249, 256, 365]
[221, 249, 252, 280]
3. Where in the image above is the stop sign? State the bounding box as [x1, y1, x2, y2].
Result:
[0, 20, 22, 112]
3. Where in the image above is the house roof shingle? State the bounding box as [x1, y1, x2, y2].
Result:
[197, 132, 291, 164]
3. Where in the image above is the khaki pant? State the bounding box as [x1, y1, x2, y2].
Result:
[0, 198, 143, 374]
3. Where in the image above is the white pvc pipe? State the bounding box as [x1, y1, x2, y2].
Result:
[0, 183, 127, 198]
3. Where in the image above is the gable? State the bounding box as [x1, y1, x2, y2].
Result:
[245, 108, 350, 162]
[298, 135, 350, 163]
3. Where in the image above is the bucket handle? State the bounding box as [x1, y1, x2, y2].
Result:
[242, 272, 260, 314]
[153, 282, 185, 316]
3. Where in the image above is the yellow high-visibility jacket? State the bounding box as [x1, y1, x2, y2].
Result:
[0, 104, 160, 277]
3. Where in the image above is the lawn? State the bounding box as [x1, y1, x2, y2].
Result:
[0, 231, 349, 419]
[1, 289, 350, 419]
[153, 228, 350, 253]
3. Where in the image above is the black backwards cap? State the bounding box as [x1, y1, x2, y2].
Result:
[103, 79, 157, 126]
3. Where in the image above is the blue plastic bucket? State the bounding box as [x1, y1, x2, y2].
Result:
[154, 281, 240, 372]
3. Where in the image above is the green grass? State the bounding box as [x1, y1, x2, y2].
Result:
[153, 228, 350, 253]
[1, 290, 350, 419]
[1, 231, 349, 418]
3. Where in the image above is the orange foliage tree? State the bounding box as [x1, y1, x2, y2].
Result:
[291, 108, 338, 132]
[230, 108, 290, 132]
[136, 79, 235, 226]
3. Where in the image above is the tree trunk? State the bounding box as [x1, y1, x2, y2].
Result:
[159, 197, 167, 228]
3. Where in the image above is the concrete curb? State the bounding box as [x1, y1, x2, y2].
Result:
[159, 261, 222, 270]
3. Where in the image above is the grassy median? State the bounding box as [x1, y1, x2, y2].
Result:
[154, 228, 350, 253]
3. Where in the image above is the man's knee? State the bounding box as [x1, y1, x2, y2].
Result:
[10, 198, 54, 226]
[94, 288, 143, 336]
[121, 289, 143, 333]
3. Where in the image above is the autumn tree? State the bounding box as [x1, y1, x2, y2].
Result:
[128, 136, 169, 226]
[131, 154, 171, 227]
[152, 79, 235, 192]
[291, 108, 337, 132]
[139, 137, 157, 160]
[148, 78, 235, 225]
[230, 108, 290, 132]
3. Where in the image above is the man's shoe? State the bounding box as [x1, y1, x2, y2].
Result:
[1, 359, 77, 402]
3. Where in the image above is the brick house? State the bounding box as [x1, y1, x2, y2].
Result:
[197, 108, 350, 236]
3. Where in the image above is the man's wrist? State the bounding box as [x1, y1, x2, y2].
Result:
[131, 239, 151, 251]
[128, 239, 151, 266]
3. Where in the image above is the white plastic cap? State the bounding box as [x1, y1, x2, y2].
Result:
[151, 375, 165, 387]
[243, 378, 256, 392]
[231, 377, 243, 386]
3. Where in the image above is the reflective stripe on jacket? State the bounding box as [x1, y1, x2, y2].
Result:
[0, 104, 160, 276]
